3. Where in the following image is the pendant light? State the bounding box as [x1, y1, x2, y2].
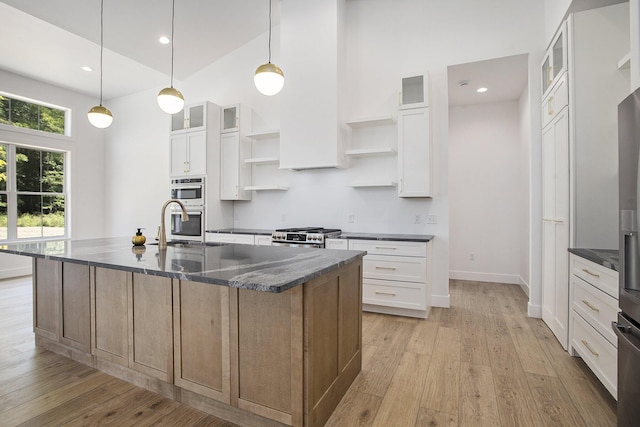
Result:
[254, 0, 284, 96]
[87, 0, 113, 128]
[157, 0, 184, 114]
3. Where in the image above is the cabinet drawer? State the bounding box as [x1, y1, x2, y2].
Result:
[363, 278, 426, 310]
[572, 276, 619, 346]
[571, 312, 617, 398]
[349, 239, 426, 257]
[572, 256, 618, 299]
[207, 233, 255, 245]
[541, 73, 568, 128]
[363, 254, 426, 283]
[325, 238, 348, 250]
[254, 235, 272, 246]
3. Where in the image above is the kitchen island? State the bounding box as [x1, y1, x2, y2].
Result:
[0, 238, 365, 427]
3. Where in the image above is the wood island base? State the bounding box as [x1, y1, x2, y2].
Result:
[32, 257, 363, 427]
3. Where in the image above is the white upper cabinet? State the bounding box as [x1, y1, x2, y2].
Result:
[399, 74, 429, 110]
[221, 104, 250, 134]
[279, 0, 347, 170]
[397, 107, 431, 198]
[170, 132, 207, 177]
[541, 22, 567, 97]
[171, 102, 209, 134]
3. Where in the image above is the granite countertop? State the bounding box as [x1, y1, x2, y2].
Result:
[337, 232, 434, 242]
[0, 238, 365, 293]
[568, 248, 619, 272]
[206, 228, 273, 235]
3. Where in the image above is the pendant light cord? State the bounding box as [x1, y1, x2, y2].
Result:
[267, 0, 272, 63]
[99, 0, 104, 106]
[170, 0, 176, 88]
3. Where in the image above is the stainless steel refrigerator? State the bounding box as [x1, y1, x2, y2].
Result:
[615, 86, 640, 426]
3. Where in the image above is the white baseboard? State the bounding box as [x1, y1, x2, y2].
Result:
[518, 275, 530, 297]
[430, 293, 450, 308]
[528, 302, 542, 318]
[449, 270, 522, 285]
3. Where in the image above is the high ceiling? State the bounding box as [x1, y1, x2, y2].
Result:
[0, 0, 277, 99]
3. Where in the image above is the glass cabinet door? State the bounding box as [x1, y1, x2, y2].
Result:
[221, 105, 239, 133]
[171, 109, 187, 132]
[552, 33, 564, 80]
[399, 75, 428, 110]
[187, 104, 205, 129]
[542, 56, 551, 95]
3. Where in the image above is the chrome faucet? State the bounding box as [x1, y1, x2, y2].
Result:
[158, 199, 189, 250]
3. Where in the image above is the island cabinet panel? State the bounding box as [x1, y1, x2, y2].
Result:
[173, 279, 230, 403]
[92, 267, 129, 366]
[236, 285, 303, 426]
[60, 263, 91, 352]
[129, 273, 173, 382]
[304, 261, 363, 427]
[33, 258, 61, 340]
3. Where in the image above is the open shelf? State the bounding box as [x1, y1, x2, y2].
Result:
[245, 157, 279, 165]
[345, 147, 396, 158]
[246, 129, 280, 139]
[345, 116, 396, 128]
[244, 185, 289, 191]
[348, 181, 397, 188]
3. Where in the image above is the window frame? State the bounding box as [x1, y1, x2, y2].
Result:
[0, 143, 68, 242]
[0, 91, 72, 139]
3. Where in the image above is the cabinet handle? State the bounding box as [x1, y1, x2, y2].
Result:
[375, 246, 397, 250]
[375, 291, 397, 296]
[547, 66, 553, 85]
[547, 96, 554, 116]
[581, 339, 599, 357]
[184, 161, 189, 173]
[581, 268, 600, 278]
[375, 266, 397, 270]
[582, 299, 600, 313]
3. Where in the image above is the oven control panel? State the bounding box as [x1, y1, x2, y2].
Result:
[271, 232, 324, 244]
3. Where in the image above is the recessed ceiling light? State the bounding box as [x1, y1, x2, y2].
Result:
[159, 36, 170, 45]
[477, 87, 488, 93]
[81, 66, 93, 72]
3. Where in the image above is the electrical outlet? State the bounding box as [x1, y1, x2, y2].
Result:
[281, 213, 287, 222]
[469, 252, 475, 261]
[414, 214, 421, 224]
[348, 213, 355, 223]
[426, 215, 437, 224]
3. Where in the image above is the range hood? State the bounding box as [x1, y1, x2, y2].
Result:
[279, 0, 347, 171]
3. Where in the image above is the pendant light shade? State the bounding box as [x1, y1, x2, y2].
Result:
[254, 62, 285, 96]
[88, 0, 113, 128]
[88, 105, 113, 128]
[158, 0, 184, 114]
[157, 87, 184, 114]
[254, 0, 284, 96]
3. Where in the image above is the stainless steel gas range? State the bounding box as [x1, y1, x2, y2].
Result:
[271, 227, 342, 248]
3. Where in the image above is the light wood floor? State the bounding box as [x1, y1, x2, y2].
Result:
[0, 277, 616, 426]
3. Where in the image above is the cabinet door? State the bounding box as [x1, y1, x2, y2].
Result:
[186, 131, 207, 176]
[174, 280, 230, 402]
[93, 267, 129, 365]
[541, 107, 569, 350]
[398, 108, 431, 197]
[33, 258, 61, 340]
[399, 74, 429, 110]
[220, 132, 251, 200]
[170, 134, 189, 176]
[60, 263, 91, 352]
[129, 273, 174, 382]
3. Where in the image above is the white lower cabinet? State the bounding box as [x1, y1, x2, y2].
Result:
[348, 239, 431, 318]
[206, 233, 255, 245]
[569, 254, 619, 399]
[254, 235, 272, 246]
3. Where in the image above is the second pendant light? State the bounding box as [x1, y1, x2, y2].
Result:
[157, 0, 184, 114]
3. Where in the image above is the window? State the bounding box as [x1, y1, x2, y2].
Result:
[0, 94, 68, 136]
[0, 144, 66, 241]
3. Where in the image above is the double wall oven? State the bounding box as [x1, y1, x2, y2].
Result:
[170, 177, 205, 242]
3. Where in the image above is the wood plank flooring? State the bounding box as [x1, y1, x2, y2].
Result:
[0, 277, 616, 426]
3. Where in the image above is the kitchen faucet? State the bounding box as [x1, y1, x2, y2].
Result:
[158, 199, 189, 250]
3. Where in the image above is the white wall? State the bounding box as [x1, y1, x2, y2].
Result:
[449, 101, 526, 285]
[103, 0, 545, 308]
[519, 86, 532, 293]
[0, 68, 106, 277]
